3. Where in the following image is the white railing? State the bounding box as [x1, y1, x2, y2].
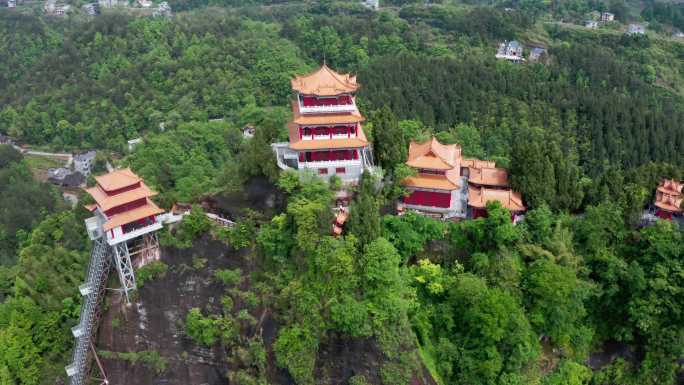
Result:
[298, 102, 357, 114]
[299, 159, 362, 169]
[105, 221, 163, 246]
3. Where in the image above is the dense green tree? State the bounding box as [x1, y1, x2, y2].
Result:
[371, 106, 407, 173]
[348, 171, 381, 248]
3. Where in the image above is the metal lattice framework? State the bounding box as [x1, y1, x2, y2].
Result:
[113, 242, 136, 303]
[65, 238, 111, 385]
[66, 229, 162, 385]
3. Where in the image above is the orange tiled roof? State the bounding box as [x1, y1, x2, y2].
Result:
[654, 179, 683, 214]
[468, 167, 510, 187]
[94, 168, 141, 192]
[291, 64, 359, 96]
[86, 182, 157, 212]
[406, 137, 461, 170]
[103, 200, 164, 231]
[288, 121, 369, 150]
[403, 174, 459, 190]
[468, 185, 525, 212]
[462, 158, 496, 169]
[657, 179, 683, 195]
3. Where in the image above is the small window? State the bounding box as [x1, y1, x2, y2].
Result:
[318, 168, 328, 175]
[335, 167, 346, 174]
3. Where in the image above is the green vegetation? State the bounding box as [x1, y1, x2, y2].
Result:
[136, 261, 169, 287]
[98, 350, 168, 374]
[1, 1, 684, 384]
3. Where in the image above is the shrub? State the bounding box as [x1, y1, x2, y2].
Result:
[136, 261, 168, 287]
[214, 268, 243, 286]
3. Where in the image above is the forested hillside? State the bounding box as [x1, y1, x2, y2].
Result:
[1, 1, 683, 385]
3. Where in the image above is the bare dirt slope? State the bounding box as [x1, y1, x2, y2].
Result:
[96, 238, 241, 385]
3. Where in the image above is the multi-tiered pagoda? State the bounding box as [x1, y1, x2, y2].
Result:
[85, 168, 164, 245]
[272, 64, 374, 183]
[654, 179, 683, 220]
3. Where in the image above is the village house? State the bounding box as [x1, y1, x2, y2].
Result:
[138, 0, 152, 7]
[362, 0, 378, 10]
[98, 0, 120, 8]
[48, 168, 84, 188]
[653, 179, 682, 220]
[127, 138, 143, 152]
[272, 64, 374, 184]
[601, 12, 614, 22]
[495, 40, 525, 63]
[6, 0, 17, 8]
[585, 20, 599, 29]
[74, 150, 96, 177]
[242, 125, 256, 139]
[82, 3, 98, 15]
[153, 1, 170, 16]
[627, 23, 646, 35]
[529, 47, 548, 63]
[399, 137, 525, 220]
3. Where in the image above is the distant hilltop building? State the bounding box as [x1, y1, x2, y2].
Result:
[496, 40, 525, 63]
[98, 0, 121, 8]
[399, 137, 525, 220]
[82, 3, 98, 15]
[7, 0, 17, 8]
[601, 12, 614, 22]
[362, 0, 378, 10]
[627, 23, 645, 35]
[654, 179, 682, 220]
[137, 0, 152, 7]
[153, 1, 170, 16]
[272, 64, 375, 184]
[44, 0, 70, 15]
[585, 20, 599, 29]
[529, 47, 548, 63]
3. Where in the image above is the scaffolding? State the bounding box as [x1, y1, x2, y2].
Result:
[66, 220, 162, 385]
[65, 238, 111, 385]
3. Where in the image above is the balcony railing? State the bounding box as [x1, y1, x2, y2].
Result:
[105, 220, 163, 246]
[299, 159, 362, 169]
[298, 102, 357, 114]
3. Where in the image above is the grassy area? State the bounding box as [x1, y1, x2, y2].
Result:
[23, 154, 67, 181]
[416, 337, 443, 385]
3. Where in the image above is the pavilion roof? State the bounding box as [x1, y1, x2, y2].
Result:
[291, 64, 359, 96]
[468, 166, 510, 187]
[657, 179, 683, 195]
[462, 158, 496, 169]
[406, 137, 461, 170]
[467, 185, 525, 212]
[86, 182, 157, 212]
[654, 179, 683, 213]
[94, 168, 141, 192]
[103, 200, 164, 231]
[403, 172, 460, 190]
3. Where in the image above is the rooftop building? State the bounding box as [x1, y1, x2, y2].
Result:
[529, 47, 548, 63]
[399, 137, 525, 220]
[272, 64, 374, 184]
[585, 20, 599, 29]
[496, 40, 525, 63]
[601, 12, 614, 22]
[654, 179, 683, 220]
[74, 150, 96, 176]
[627, 23, 646, 35]
[84, 168, 164, 246]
